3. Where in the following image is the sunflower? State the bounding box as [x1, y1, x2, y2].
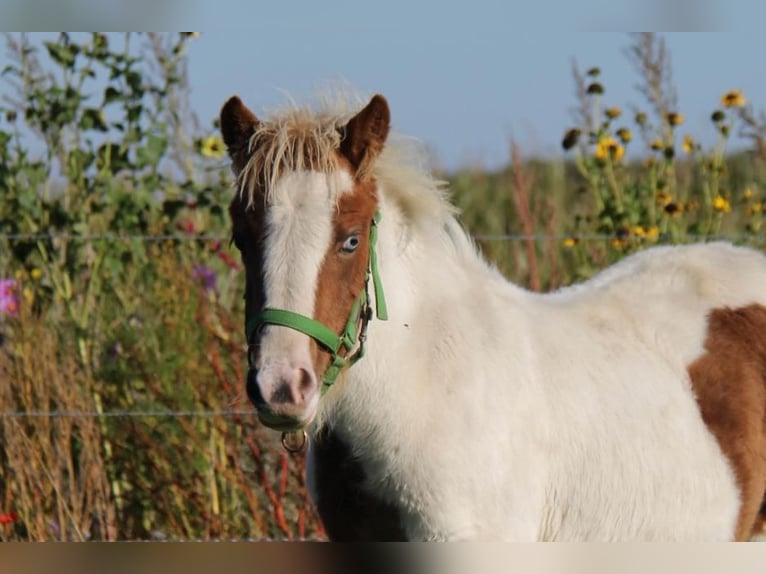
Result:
[712, 195, 731, 213]
[200, 136, 225, 159]
[562, 237, 578, 248]
[595, 137, 624, 161]
[665, 112, 684, 127]
[721, 90, 746, 108]
[616, 128, 633, 144]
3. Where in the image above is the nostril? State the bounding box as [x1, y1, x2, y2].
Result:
[270, 383, 296, 405]
[297, 368, 316, 395]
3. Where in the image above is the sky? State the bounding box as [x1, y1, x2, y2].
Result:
[2, 25, 766, 171]
[184, 29, 766, 170]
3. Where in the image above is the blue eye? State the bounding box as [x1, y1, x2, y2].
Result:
[341, 235, 360, 253]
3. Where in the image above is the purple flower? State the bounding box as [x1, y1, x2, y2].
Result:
[192, 265, 217, 292]
[0, 279, 19, 316]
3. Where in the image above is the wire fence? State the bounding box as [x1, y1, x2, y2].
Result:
[1, 231, 766, 242]
[2, 230, 766, 422]
[0, 408, 257, 420]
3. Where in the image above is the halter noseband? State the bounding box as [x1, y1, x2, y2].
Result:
[245, 211, 388, 394]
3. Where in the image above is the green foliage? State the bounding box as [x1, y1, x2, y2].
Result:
[0, 32, 318, 541]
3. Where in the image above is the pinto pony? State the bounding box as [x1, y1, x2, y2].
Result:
[221, 92, 766, 541]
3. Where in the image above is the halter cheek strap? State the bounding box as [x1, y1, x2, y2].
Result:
[245, 211, 387, 393]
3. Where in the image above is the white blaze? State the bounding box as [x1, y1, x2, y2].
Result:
[258, 169, 354, 369]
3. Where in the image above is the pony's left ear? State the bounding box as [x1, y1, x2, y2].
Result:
[220, 95, 260, 155]
[340, 94, 390, 178]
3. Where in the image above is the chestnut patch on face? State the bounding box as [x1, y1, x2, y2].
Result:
[687, 304, 766, 541]
[310, 168, 378, 375]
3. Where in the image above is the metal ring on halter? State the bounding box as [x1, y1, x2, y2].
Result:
[281, 430, 308, 453]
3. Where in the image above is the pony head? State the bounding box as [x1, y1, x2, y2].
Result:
[221, 93, 390, 431]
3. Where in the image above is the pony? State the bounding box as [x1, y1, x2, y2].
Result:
[220, 91, 766, 541]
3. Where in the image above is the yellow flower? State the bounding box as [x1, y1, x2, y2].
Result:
[655, 190, 672, 206]
[666, 112, 684, 126]
[562, 237, 578, 248]
[682, 134, 695, 154]
[633, 226, 646, 237]
[594, 137, 624, 161]
[743, 187, 754, 200]
[721, 90, 746, 108]
[611, 237, 628, 250]
[748, 201, 763, 215]
[650, 139, 664, 151]
[663, 202, 683, 217]
[645, 227, 660, 240]
[616, 127, 633, 144]
[200, 136, 225, 159]
[605, 107, 622, 120]
[30, 268, 42, 280]
[712, 195, 731, 213]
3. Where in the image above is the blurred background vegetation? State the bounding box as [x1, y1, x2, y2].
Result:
[0, 32, 765, 541]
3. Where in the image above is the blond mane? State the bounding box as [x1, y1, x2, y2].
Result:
[236, 93, 458, 229]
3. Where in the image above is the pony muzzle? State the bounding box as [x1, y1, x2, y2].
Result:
[246, 363, 319, 432]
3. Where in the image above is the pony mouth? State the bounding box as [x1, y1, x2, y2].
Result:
[255, 409, 311, 432]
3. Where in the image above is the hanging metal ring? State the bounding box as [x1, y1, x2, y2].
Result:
[281, 430, 308, 453]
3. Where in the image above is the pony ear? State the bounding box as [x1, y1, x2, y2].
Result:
[220, 96, 260, 155]
[340, 94, 390, 178]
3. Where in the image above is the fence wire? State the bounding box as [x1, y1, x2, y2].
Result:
[1, 232, 766, 242]
[0, 408, 257, 420]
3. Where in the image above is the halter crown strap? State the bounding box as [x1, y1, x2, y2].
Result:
[369, 211, 388, 320]
[246, 211, 387, 392]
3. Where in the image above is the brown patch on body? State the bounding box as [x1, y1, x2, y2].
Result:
[687, 304, 766, 541]
[312, 425, 406, 541]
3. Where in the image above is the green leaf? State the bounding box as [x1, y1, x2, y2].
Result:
[136, 133, 167, 169]
[80, 108, 109, 132]
[127, 104, 143, 124]
[126, 70, 144, 96]
[44, 41, 77, 69]
[103, 86, 122, 106]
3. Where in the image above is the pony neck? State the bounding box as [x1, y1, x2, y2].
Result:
[323, 190, 527, 435]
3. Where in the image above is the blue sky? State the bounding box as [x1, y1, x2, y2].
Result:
[2, 29, 765, 171]
[186, 30, 766, 169]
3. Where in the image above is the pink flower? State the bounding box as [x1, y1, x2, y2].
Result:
[0, 279, 19, 316]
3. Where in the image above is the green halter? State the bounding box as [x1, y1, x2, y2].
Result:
[245, 211, 388, 393]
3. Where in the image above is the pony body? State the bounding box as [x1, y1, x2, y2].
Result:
[325, 197, 759, 540]
[222, 93, 766, 541]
